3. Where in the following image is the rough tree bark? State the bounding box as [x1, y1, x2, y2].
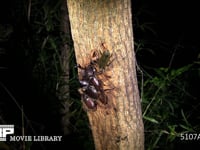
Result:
[66, 0, 144, 149]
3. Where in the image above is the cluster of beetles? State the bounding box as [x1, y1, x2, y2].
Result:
[77, 44, 113, 111]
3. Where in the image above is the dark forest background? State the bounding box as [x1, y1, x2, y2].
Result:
[0, 0, 199, 149]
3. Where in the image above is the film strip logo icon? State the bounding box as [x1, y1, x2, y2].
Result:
[0, 125, 14, 141]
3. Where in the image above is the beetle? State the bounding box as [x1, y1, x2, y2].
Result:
[82, 81, 108, 105]
[78, 63, 102, 92]
[82, 85, 99, 99]
[76, 49, 111, 110]
[79, 80, 89, 87]
[82, 94, 97, 110]
[77, 64, 96, 80]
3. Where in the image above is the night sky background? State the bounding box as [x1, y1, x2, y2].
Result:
[0, 0, 200, 149]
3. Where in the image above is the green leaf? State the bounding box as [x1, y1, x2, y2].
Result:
[179, 124, 194, 132]
[143, 116, 159, 124]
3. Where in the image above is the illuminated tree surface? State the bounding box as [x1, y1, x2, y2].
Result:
[67, 0, 144, 149]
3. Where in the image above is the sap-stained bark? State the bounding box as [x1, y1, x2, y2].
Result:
[66, 0, 144, 149]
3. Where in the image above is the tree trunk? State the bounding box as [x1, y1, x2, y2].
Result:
[57, 0, 72, 135]
[66, 0, 144, 149]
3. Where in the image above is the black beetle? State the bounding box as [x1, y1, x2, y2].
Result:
[77, 59, 109, 110]
[82, 94, 97, 110]
[82, 85, 99, 99]
[79, 80, 89, 87]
